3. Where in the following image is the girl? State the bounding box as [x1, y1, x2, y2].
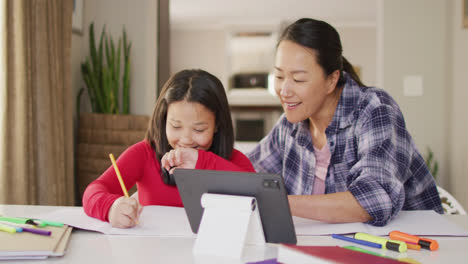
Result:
[83, 69, 255, 228]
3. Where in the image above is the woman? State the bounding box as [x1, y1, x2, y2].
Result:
[248, 18, 443, 226]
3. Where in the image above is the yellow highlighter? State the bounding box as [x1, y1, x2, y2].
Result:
[0, 223, 17, 233]
[354, 232, 407, 253]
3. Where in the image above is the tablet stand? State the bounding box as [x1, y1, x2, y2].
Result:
[192, 193, 265, 258]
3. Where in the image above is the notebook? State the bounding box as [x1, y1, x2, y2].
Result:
[0, 224, 72, 260]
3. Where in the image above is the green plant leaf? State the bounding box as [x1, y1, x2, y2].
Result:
[80, 23, 131, 114]
[424, 147, 438, 179]
[122, 27, 131, 115]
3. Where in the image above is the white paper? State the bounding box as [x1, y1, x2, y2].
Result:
[30, 205, 194, 237]
[294, 210, 468, 236]
[12, 206, 468, 238]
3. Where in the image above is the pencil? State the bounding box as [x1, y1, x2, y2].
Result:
[109, 153, 140, 225]
[109, 153, 129, 197]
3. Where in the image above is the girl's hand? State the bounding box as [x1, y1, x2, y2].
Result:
[161, 148, 199, 173]
[108, 196, 142, 228]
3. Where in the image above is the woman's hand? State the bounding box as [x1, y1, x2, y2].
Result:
[108, 196, 143, 228]
[161, 148, 199, 173]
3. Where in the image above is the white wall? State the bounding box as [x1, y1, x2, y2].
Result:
[72, 0, 157, 116]
[170, 29, 228, 89]
[449, 0, 468, 210]
[170, 26, 376, 91]
[337, 26, 377, 86]
[381, 0, 448, 187]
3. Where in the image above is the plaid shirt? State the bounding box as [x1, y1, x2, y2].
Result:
[248, 73, 443, 226]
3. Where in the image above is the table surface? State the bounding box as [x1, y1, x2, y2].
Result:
[1, 205, 467, 264]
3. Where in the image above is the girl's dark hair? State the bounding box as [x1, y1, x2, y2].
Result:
[279, 18, 365, 87]
[145, 69, 234, 161]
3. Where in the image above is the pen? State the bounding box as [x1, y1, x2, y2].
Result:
[389, 230, 439, 251]
[0, 222, 23, 232]
[0, 220, 51, 236]
[0, 223, 17, 233]
[0, 221, 51, 236]
[0, 220, 37, 229]
[354, 232, 407, 253]
[21, 226, 51, 236]
[332, 234, 382, 249]
[109, 153, 129, 197]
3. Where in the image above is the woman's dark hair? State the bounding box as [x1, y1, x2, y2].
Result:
[279, 18, 365, 87]
[145, 69, 234, 161]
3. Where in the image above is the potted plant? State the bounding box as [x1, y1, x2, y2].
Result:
[76, 23, 149, 201]
[78, 22, 130, 115]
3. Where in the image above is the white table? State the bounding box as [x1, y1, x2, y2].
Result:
[1, 205, 467, 264]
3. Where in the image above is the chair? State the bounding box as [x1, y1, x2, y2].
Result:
[437, 186, 467, 215]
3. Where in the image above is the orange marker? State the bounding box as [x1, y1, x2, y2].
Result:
[405, 242, 421, 251]
[389, 231, 439, 251]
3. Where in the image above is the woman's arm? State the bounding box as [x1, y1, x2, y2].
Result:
[247, 117, 286, 175]
[288, 191, 372, 223]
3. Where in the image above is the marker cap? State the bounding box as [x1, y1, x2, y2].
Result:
[420, 239, 439, 251]
[386, 241, 400, 252]
[386, 241, 407, 253]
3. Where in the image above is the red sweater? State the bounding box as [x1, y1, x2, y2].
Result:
[82, 140, 255, 221]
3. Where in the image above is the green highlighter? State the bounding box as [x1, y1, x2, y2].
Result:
[0, 216, 64, 227]
[0, 216, 44, 227]
[35, 219, 64, 227]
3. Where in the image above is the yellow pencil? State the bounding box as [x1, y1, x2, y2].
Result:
[109, 153, 129, 197]
[109, 153, 140, 225]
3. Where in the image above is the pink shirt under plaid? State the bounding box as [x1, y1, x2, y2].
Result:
[312, 144, 331, 195]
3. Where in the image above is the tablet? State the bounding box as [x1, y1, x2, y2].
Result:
[173, 169, 297, 244]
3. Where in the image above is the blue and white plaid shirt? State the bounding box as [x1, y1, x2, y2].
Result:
[248, 73, 443, 226]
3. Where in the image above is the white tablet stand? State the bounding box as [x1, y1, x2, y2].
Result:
[192, 193, 266, 258]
